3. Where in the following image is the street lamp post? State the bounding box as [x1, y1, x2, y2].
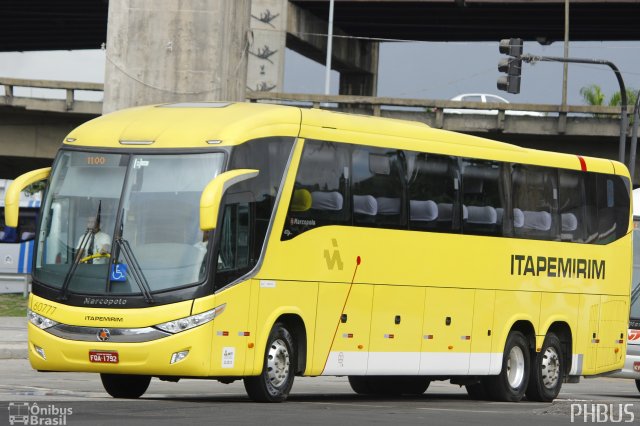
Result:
[522, 54, 628, 166]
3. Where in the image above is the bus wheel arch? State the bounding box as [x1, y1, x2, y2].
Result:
[244, 315, 307, 402]
[274, 313, 307, 375]
[486, 321, 535, 402]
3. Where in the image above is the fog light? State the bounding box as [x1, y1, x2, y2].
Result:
[34, 344, 46, 360]
[170, 350, 189, 364]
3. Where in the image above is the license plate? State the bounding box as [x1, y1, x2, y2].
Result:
[89, 351, 119, 364]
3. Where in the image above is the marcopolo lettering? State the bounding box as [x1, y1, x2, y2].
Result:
[510, 254, 605, 280]
[83, 297, 128, 306]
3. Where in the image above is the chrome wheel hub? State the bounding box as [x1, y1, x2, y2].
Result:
[541, 346, 560, 389]
[266, 338, 290, 388]
[507, 346, 525, 388]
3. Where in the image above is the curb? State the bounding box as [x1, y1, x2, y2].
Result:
[0, 343, 27, 359]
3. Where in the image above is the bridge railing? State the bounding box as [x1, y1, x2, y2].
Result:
[1, 77, 103, 115]
[0, 77, 633, 124]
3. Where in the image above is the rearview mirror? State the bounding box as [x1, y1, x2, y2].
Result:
[5, 168, 51, 227]
[200, 169, 259, 231]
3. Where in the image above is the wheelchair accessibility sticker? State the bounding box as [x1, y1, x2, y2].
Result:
[110, 264, 127, 282]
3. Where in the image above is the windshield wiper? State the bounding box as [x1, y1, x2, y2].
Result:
[59, 205, 102, 300]
[114, 237, 154, 304]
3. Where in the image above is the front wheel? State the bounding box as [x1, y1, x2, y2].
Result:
[244, 323, 295, 402]
[100, 374, 151, 399]
[635, 379, 640, 394]
[525, 333, 563, 402]
[485, 331, 530, 402]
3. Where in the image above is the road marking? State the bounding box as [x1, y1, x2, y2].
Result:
[302, 402, 395, 408]
[416, 407, 506, 414]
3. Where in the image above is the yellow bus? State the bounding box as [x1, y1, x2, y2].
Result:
[6, 102, 632, 403]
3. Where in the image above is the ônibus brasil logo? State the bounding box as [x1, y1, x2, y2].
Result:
[8, 402, 73, 425]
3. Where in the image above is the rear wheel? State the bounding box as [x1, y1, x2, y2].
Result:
[635, 380, 640, 393]
[244, 323, 295, 402]
[100, 374, 151, 399]
[525, 333, 563, 402]
[485, 331, 530, 402]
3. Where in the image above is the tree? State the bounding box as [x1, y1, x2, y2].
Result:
[580, 84, 606, 106]
[609, 88, 638, 107]
[580, 84, 637, 120]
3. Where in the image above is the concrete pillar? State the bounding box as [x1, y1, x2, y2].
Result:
[286, 1, 379, 97]
[247, 0, 287, 93]
[339, 41, 379, 97]
[103, 0, 251, 114]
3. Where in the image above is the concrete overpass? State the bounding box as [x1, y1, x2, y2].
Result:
[1, 77, 636, 181]
[3, 1, 640, 53]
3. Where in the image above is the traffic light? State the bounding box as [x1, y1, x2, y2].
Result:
[497, 38, 523, 94]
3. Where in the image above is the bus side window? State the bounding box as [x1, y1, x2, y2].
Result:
[215, 202, 251, 287]
[283, 140, 350, 240]
[352, 147, 405, 229]
[558, 170, 586, 242]
[407, 153, 459, 232]
[512, 164, 558, 241]
[461, 159, 503, 237]
[592, 173, 631, 244]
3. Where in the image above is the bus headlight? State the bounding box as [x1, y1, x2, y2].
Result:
[27, 310, 58, 330]
[154, 304, 225, 334]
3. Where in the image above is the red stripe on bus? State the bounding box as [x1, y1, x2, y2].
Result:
[577, 155, 587, 171]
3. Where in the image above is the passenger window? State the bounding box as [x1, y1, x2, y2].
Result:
[407, 153, 460, 232]
[558, 170, 586, 242]
[352, 147, 405, 228]
[283, 140, 350, 240]
[592, 173, 630, 244]
[512, 165, 558, 240]
[462, 159, 503, 236]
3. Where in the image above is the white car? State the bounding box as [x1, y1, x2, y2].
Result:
[444, 93, 544, 116]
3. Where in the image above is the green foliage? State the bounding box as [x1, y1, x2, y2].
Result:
[580, 84, 606, 106]
[580, 84, 637, 106]
[609, 88, 638, 107]
[0, 294, 28, 316]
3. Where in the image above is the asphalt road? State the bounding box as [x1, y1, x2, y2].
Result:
[2, 359, 640, 426]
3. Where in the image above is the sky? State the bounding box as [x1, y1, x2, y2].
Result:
[0, 40, 639, 106]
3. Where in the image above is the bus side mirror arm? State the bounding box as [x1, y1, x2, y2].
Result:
[5, 167, 51, 227]
[200, 169, 259, 231]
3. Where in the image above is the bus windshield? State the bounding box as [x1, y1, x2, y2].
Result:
[34, 150, 225, 296]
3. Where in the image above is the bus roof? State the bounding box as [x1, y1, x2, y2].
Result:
[63, 102, 627, 177]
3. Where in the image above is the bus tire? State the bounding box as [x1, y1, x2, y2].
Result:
[635, 379, 640, 394]
[465, 380, 490, 400]
[100, 374, 151, 399]
[244, 322, 295, 402]
[348, 376, 376, 395]
[485, 331, 530, 402]
[525, 333, 563, 402]
[348, 376, 430, 395]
